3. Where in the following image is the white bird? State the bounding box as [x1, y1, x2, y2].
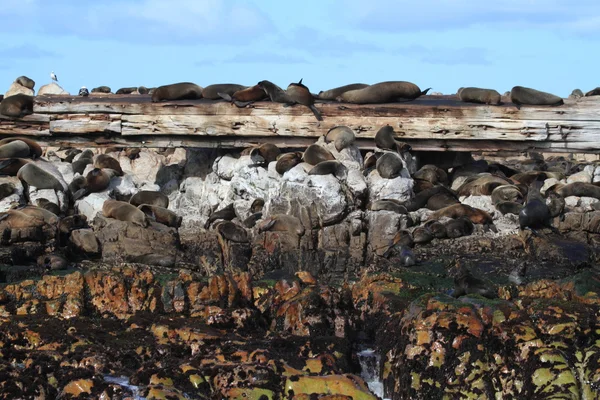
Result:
[50, 71, 58, 82]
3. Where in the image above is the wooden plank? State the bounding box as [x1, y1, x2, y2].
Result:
[0, 114, 50, 136]
[49, 114, 121, 135]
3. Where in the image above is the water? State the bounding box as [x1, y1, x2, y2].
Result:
[357, 348, 390, 400]
[104, 375, 145, 400]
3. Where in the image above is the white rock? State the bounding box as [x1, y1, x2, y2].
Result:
[451, 176, 469, 191]
[0, 177, 22, 211]
[323, 141, 363, 170]
[109, 175, 137, 197]
[366, 171, 414, 203]
[76, 192, 111, 221]
[29, 188, 60, 209]
[565, 196, 580, 208]
[460, 195, 498, 218]
[4, 82, 34, 98]
[541, 178, 560, 196]
[579, 196, 599, 211]
[214, 155, 255, 181]
[366, 210, 411, 256]
[139, 183, 161, 192]
[567, 171, 592, 184]
[54, 162, 74, 185]
[283, 163, 311, 183]
[594, 166, 600, 177]
[347, 169, 368, 202]
[116, 151, 165, 186]
[584, 165, 596, 177]
[37, 82, 69, 95]
[594, 175, 600, 184]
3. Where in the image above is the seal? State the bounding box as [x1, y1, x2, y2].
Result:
[451, 264, 496, 299]
[218, 84, 267, 106]
[215, 221, 249, 243]
[392, 229, 414, 248]
[325, 126, 355, 152]
[138, 86, 149, 95]
[444, 217, 475, 238]
[0, 137, 42, 159]
[138, 204, 182, 228]
[0, 140, 31, 159]
[250, 198, 264, 213]
[555, 182, 600, 200]
[58, 214, 87, 236]
[250, 143, 281, 167]
[303, 144, 335, 166]
[0, 209, 45, 230]
[450, 159, 489, 181]
[72, 168, 118, 200]
[546, 191, 565, 218]
[317, 83, 369, 101]
[16, 76, 35, 90]
[202, 84, 247, 100]
[336, 81, 431, 104]
[429, 204, 493, 225]
[37, 254, 68, 271]
[79, 87, 89, 97]
[258, 214, 305, 236]
[456, 174, 511, 197]
[286, 79, 323, 121]
[510, 171, 549, 186]
[71, 156, 93, 175]
[94, 154, 123, 176]
[363, 152, 380, 176]
[91, 86, 111, 93]
[116, 87, 137, 95]
[256, 80, 295, 104]
[424, 220, 447, 239]
[125, 148, 141, 160]
[585, 87, 600, 97]
[0, 94, 33, 118]
[129, 190, 169, 208]
[151, 82, 203, 102]
[426, 190, 459, 211]
[383, 243, 416, 265]
[102, 199, 148, 227]
[412, 226, 433, 244]
[495, 201, 523, 215]
[0, 158, 31, 176]
[518, 177, 553, 233]
[510, 86, 564, 109]
[308, 160, 348, 179]
[275, 152, 303, 175]
[35, 198, 61, 216]
[368, 199, 408, 214]
[491, 184, 524, 205]
[205, 203, 236, 229]
[375, 125, 399, 151]
[16, 205, 59, 225]
[0, 182, 14, 200]
[413, 164, 448, 186]
[458, 87, 502, 105]
[400, 186, 450, 212]
[242, 212, 261, 228]
[17, 163, 67, 200]
[376, 152, 405, 179]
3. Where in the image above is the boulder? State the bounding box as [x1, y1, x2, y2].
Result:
[4, 82, 34, 98]
[37, 82, 69, 95]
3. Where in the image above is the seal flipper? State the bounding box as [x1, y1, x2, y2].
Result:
[309, 105, 323, 121]
[217, 92, 232, 102]
[420, 88, 432, 96]
[0, 158, 17, 174]
[233, 100, 254, 108]
[72, 188, 89, 202]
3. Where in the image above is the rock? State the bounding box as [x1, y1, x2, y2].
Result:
[109, 174, 137, 197]
[92, 216, 179, 267]
[567, 171, 592, 184]
[75, 192, 112, 221]
[367, 210, 412, 257]
[346, 169, 368, 206]
[459, 195, 497, 218]
[366, 171, 414, 203]
[541, 177, 560, 195]
[0, 177, 22, 211]
[214, 155, 252, 180]
[37, 82, 69, 95]
[4, 82, 34, 98]
[69, 229, 100, 256]
[451, 175, 469, 191]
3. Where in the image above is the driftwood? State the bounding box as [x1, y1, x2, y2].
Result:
[0, 94, 597, 153]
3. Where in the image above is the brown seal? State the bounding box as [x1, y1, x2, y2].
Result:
[391, 229, 414, 248]
[456, 174, 511, 197]
[452, 264, 496, 299]
[555, 182, 600, 200]
[205, 203, 236, 229]
[286, 79, 323, 121]
[375, 125, 411, 153]
[258, 214, 305, 236]
[0, 94, 33, 118]
[426, 191, 459, 211]
[116, 87, 137, 95]
[16, 76, 35, 90]
[308, 160, 348, 179]
[86, 168, 118, 193]
[58, 214, 87, 236]
[336, 81, 431, 104]
[276, 152, 303, 175]
[317, 83, 369, 100]
[546, 191, 565, 218]
[124, 148, 141, 160]
[202, 84, 247, 100]
[129, 191, 169, 208]
[250, 143, 281, 167]
[412, 226, 433, 244]
[585, 87, 600, 97]
[424, 220, 447, 238]
[363, 152, 381, 176]
[216, 221, 249, 243]
[491, 185, 524, 205]
[376, 152, 405, 179]
[429, 203, 493, 225]
[0, 182, 14, 200]
[325, 126, 355, 151]
[519, 178, 553, 233]
[257, 80, 295, 104]
[0, 140, 30, 159]
[68, 175, 87, 198]
[37, 254, 68, 271]
[303, 144, 335, 166]
[510, 86, 564, 109]
[94, 154, 123, 176]
[17, 205, 59, 225]
[0, 209, 45, 230]
[17, 163, 67, 196]
[495, 201, 523, 215]
[102, 199, 148, 227]
[0, 137, 42, 159]
[35, 198, 61, 216]
[0, 158, 31, 175]
[242, 212, 262, 228]
[218, 85, 267, 106]
[413, 165, 448, 186]
[138, 204, 182, 228]
[458, 87, 502, 105]
[250, 198, 264, 213]
[91, 86, 111, 93]
[444, 217, 474, 238]
[151, 82, 203, 102]
[368, 199, 408, 214]
[71, 152, 94, 175]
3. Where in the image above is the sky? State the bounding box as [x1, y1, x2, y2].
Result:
[0, 0, 598, 97]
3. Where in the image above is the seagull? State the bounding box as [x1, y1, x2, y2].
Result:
[50, 71, 58, 82]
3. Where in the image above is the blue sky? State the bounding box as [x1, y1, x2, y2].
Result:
[0, 0, 598, 97]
